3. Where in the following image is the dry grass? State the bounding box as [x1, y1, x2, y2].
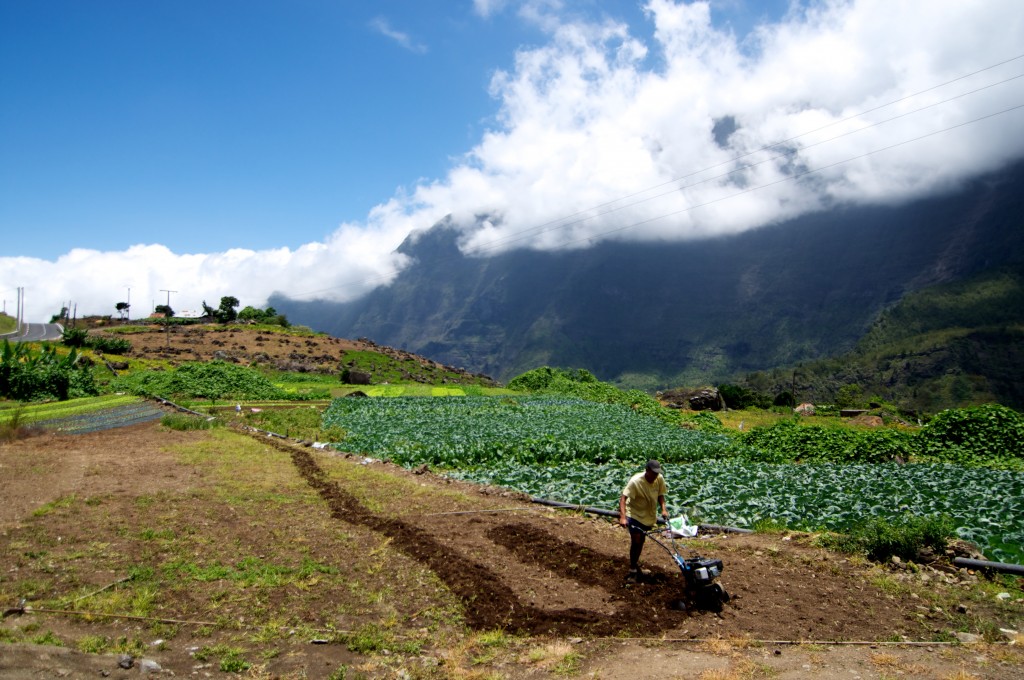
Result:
[699, 636, 755, 655]
[941, 670, 982, 680]
[869, 651, 928, 675]
[696, 658, 769, 680]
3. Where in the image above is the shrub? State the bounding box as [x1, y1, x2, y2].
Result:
[818, 513, 957, 562]
[773, 390, 796, 408]
[680, 411, 725, 433]
[918, 403, 1024, 467]
[738, 419, 918, 464]
[718, 383, 772, 410]
[61, 327, 89, 347]
[507, 366, 598, 392]
[112, 361, 300, 401]
[88, 336, 132, 354]
[507, 367, 680, 426]
[60, 328, 132, 354]
[0, 340, 98, 401]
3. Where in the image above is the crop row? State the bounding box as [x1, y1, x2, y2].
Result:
[322, 396, 740, 466]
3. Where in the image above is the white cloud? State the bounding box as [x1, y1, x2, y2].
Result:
[369, 17, 428, 53]
[444, 0, 1024, 253]
[0, 227, 411, 322]
[5, 0, 1024, 320]
[472, 0, 511, 19]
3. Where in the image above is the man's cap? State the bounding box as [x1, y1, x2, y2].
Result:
[646, 459, 661, 474]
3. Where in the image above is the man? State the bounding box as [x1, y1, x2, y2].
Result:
[618, 459, 668, 580]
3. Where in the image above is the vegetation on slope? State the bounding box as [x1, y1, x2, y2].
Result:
[0, 340, 98, 401]
[110, 361, 328, 401]
[737, 266, 1024, 413]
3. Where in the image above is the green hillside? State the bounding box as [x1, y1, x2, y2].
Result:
[740, 266, 1024, 413]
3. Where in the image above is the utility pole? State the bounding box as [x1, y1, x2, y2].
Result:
[159, 289, 177, 311]
[159, 289, 177, 349]
[127, 286, 131, 321]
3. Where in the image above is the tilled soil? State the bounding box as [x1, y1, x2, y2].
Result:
[288, 442, 921, 642]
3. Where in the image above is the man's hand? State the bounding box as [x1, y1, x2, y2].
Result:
[619, 517, 628, 529]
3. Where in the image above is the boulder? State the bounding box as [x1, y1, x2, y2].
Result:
[342, 369, 372, 385]
[658, 387, 725, 411]
[849, 414, 884, 427]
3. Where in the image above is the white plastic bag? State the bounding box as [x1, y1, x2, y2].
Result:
[668, 515, 698, 537]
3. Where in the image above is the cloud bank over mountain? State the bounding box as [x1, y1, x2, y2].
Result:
[4, 0, 1023, 320]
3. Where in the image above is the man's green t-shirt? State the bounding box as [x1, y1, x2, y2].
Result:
[622, 471, 667, 527]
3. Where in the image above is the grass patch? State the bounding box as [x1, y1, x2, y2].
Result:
[76, 635, 147, 656]
[29, 630, 64, 647]
[161, 413, 223, 431]
[32, 495, 76, 517]
[0, 406, 45, 442]
[240, 404, 345, 441]
[193, 643, 251, 672]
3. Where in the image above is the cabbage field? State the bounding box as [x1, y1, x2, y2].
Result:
[322, 396, 1024, 563]
[451, 460, 1024, 563]
[322, 396, 742, 466]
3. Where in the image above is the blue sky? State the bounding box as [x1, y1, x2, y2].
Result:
[2, 0, 542, 255]
[2, 0, 1023, 319]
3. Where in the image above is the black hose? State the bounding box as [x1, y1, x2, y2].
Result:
[953, 557, 1024, 576]
[530, 497, 619, 518]
[528, 497, 753, 533]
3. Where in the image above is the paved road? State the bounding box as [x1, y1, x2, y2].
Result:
[0, 322, 64, 342]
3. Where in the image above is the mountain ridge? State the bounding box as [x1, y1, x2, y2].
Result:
[273, 162, 1024, 390]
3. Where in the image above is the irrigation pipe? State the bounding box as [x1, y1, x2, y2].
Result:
[5, 606, 218, 628]
[423, 507, 541, 516]
[953, 557, 1024, 575]
[530, 497, 753, 534]
[592, 637, 1002, 646]
[152, 396, 210, 420]
[69, 577, 131, 604]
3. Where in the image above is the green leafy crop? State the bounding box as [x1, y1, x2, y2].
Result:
[322, 395, 745, 467]
[918, 403, 1024, 467]
[111, 361, 322, 401]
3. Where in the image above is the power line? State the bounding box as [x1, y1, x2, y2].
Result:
[284, 54, 1024, 301]
[461, 71, 1024, 256]
[451, 54, 1024, 255]
[556, 102, 1024, 249]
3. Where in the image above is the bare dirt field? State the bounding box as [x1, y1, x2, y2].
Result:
[2, 417, 1022, 678]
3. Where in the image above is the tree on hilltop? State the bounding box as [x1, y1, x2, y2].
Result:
[202, 296, 240, 324]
